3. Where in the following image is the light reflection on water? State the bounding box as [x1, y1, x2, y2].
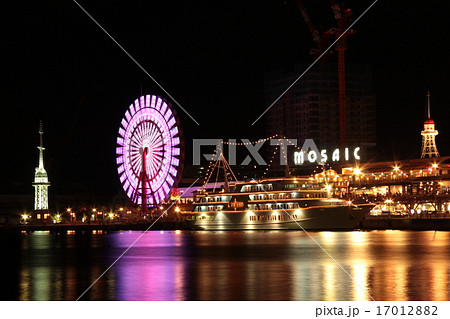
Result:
[1, 230, 450, 301]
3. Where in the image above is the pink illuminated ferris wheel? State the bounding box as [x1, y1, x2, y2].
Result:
[116, 95, 183, 210]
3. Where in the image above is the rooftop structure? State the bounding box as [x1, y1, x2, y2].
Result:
[421, 92, 439, 158]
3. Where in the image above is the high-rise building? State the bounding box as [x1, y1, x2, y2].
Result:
[421, 92, 439, 158]
[264, 62, 377, 164]
[33, 121, 50, 211]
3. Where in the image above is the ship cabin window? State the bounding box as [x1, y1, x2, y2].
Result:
[242, 184, 273, 192]
[196, 215, 214, 220]
[284, 183, 301, 190]
[252, 195, 264, 201]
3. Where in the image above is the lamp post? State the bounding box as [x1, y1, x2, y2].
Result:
[21, 214, 30, 224]
[67, 208, 72, 223]
[91, 208, 96, 224]
[432, 163, 439, 176]
[119, 207, 124, 222]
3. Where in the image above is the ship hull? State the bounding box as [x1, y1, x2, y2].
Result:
[186, 204, 373, 231]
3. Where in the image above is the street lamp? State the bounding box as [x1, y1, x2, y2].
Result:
[21, 214, 30, 224]
[54, 214, 62, 224]
[67, 208, 72, 223]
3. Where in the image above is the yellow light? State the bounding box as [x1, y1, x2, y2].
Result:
[393, 166, 400, 171]
[159, 206, 164, 210]
[354, 168, 361, 175]
[432, 163, 438, 168]
[21, 214, 29, 220]
[119, 207, 124, 211]
[108, 213, 115, 219]
[67, 208, 71, 212]
[92, 208, 97, 212]
[175, 207, 180, 212]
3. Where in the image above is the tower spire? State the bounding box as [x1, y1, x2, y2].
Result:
[427, 91, 431, 119]
[33, 120, 50, 213]
[38, 120, 45, 169]
[39, 120, 43, 147]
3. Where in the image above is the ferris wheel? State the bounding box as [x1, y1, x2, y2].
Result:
[116, 95, 183, 209]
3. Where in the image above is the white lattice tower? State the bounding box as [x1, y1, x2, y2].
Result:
[33, 121, 50, 210]
[421, 92, 439, 158]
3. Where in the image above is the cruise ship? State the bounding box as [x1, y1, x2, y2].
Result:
[181, 177, 374, 230]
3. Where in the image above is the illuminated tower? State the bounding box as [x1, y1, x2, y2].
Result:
[33, 121, 50, 210]
[420, 92, 439, 158]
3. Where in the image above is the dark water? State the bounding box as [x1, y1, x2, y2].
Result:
[1, 230, 450, 301]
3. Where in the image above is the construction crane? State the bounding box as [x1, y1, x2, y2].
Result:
[293, 0, 332, 58]
[329, 0, 355, 148]
[293, 0, 354, 149]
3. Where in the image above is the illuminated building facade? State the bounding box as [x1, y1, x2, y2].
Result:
[337, 157, 450, 214]
[33, 121, 50, 211]
[264, 62, 376, 162]
[421, 92, 439, 158]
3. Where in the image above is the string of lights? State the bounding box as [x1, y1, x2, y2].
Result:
[221, 135, 278, 146]
[202, 134, 299, 182]
[202, 148, 219, 185]
[263, 147, 279, 176]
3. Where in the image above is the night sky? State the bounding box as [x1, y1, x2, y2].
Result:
[3, 0, 450, 196]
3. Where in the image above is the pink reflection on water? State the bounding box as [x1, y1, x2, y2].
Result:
[112, 231, 187, 301]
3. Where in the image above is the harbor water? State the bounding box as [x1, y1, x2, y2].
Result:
[1, 230, 450, 301]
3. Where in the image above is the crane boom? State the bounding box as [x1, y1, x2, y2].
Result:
[293, 0, 321, 47]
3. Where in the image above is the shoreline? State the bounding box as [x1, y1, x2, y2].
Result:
[0, 221, 195, 232]
[2, 217, 450, 232]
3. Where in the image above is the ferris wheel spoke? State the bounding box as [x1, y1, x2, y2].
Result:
[130, 136, 142, 149]
[151, 138, 164, 148]
[152, 144, 164, 152]
[148, 163, 157, 180]
[150, 157, 163, 178]
[149, 155, 161, 174]
[151, 151, 164, 160]
[131, 155, 142, 172]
